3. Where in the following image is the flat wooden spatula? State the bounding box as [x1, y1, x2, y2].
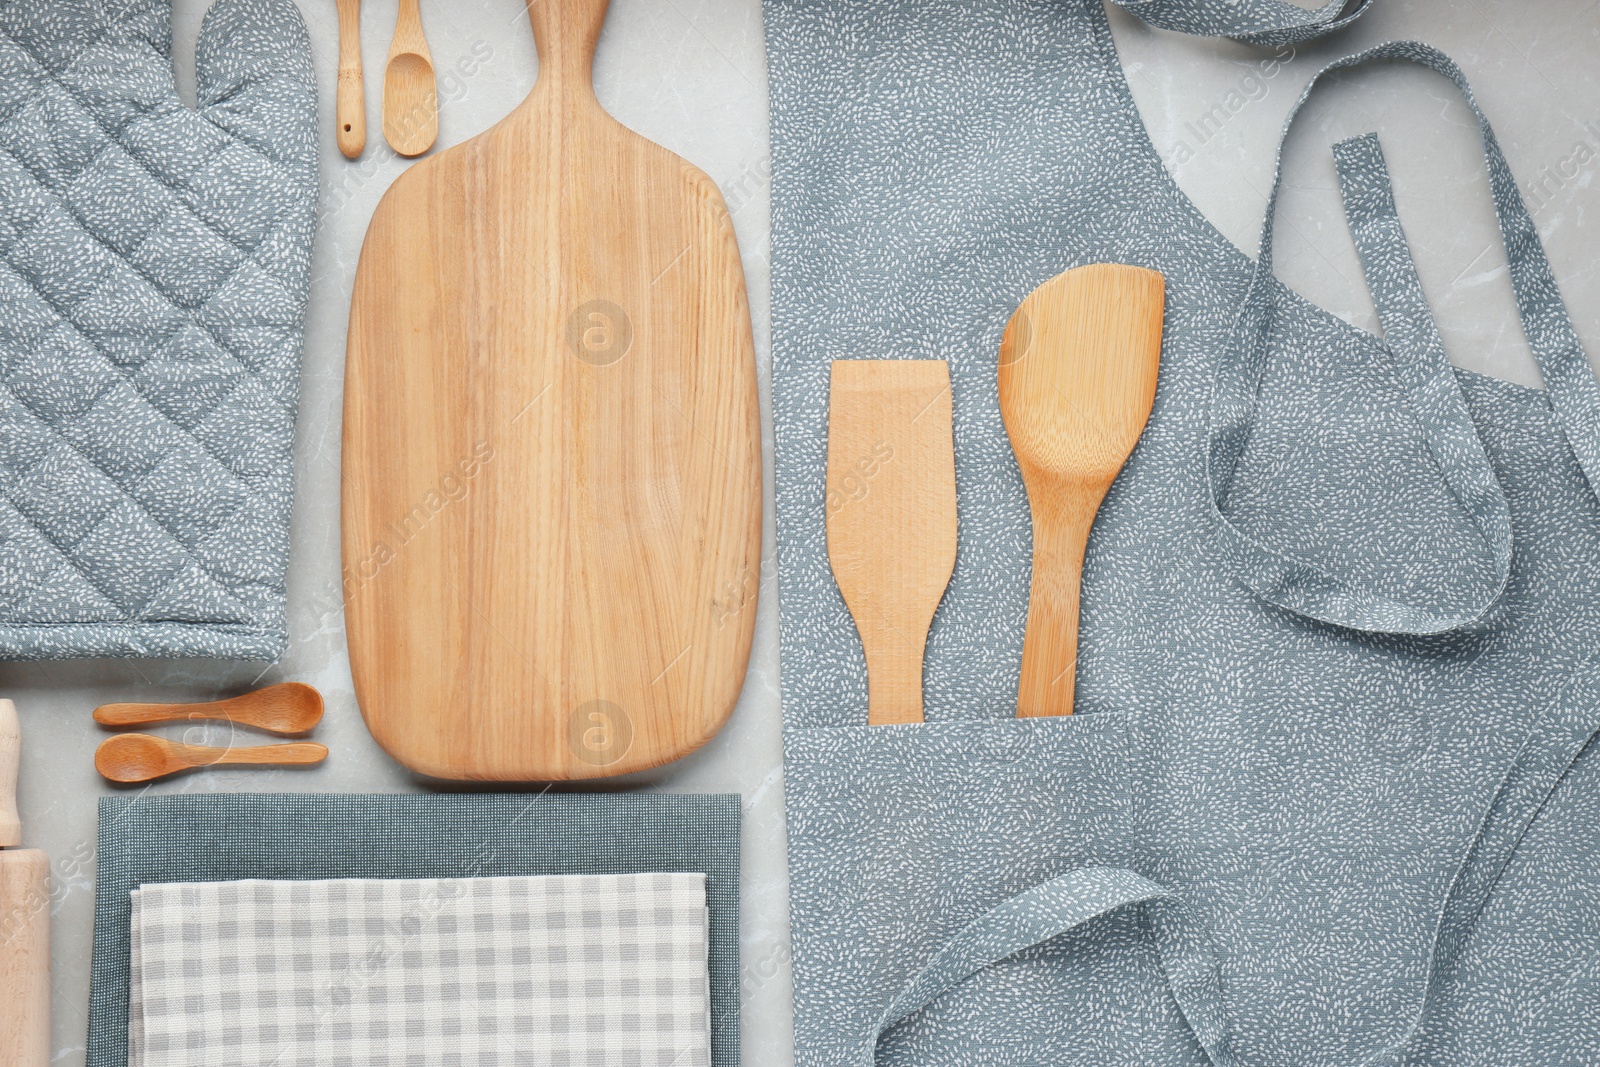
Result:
[826, 361, 958, 725]
[344, 0, 761, 780]
[999, 264, 1164, 718]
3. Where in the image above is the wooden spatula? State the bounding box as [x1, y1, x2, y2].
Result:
[999, 264, 1164, 718]
[344, 0, 761, 780]
[826, 361, 958, 725]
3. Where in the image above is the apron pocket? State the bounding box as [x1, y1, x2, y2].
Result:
[784, 712, 1218, 1067]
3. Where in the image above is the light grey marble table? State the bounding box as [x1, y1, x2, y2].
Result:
[5, 1, 1597, 1064]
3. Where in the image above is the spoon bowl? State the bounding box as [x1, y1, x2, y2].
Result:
[383, 0, 437, 157]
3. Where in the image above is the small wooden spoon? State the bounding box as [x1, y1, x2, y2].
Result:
[999, 263, 1164, 718]
[383, 0, 438, 157]
[95, 735, 328, 784]
[336, 0, 366, 159]
[93, 683, 324, 736]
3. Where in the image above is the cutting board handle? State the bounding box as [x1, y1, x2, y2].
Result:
[527, 0, 612, 93]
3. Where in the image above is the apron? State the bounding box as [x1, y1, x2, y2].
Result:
[766, 2, 1600, 1063]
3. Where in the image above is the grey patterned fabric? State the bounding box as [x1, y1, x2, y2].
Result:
[0, 0, 318, 661]
[127, 874, 712, 1067]
[768, 5, 1600, 1065]
[1115, 0, 1376, 46]
[88, 794, 743, 1067]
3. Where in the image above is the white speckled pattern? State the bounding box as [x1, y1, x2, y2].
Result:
[0, 0, 317, 660]
[768, 4, 1600, 1065]
[7, 3, 1600, 1066]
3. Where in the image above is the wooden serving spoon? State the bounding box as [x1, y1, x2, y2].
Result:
[336, 0, 366, 159]
[93, 683, 324, 736]
[95, 735, 328, 784]
[383, 0, 438, 157]
[999, 263, 1164, 718]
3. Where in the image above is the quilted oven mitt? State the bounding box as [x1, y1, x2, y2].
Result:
[0, 0, 317, 660]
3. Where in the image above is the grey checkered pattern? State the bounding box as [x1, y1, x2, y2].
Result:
[126, 874, 711, 1067]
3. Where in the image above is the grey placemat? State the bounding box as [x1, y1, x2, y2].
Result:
[89, 793, 741, 1067]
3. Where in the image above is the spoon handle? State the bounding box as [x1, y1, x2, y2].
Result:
[201, 742, 329, 770]
[1016, 488, 1104, 719]
[335, 0, 365, 159]
[392, 0, 427, 54]
[93, 683, 323, 735]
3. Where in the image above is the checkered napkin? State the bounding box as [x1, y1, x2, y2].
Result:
[126, 873, 712, 1067]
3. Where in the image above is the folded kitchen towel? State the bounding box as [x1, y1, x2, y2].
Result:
[89, 793, 741, 1067]
[126, 874, 713, 1067]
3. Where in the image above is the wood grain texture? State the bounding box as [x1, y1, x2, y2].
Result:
[344, 0, 761, 781]
[826, 361, 957, 725]
[999, 264, 1164, 718]
[0, 699, 49, 1067]
[94, 735, 329, 784]
[382, 0, 436, 157]
[335, 0, 365, 159]
[0, 701, 16, 849]
[93, 683, 324, 736]
[0, 852, 49, 1067]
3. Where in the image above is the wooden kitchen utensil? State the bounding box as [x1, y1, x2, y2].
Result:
[999, 263, 1164, 718]
[826, 361, 958, 725]
[383, 0, 437, 157]
[0, 700, 49, 1067]
[94, 735, 329, 784]
[93, 683, 324, 736]
[344, 0, 761, 780]
[336, 0, 365, 159]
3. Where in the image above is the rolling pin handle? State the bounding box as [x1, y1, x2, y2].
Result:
[0, 700, 20, 849]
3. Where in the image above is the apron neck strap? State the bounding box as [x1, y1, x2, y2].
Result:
[1208, 42, 1600, 635]
[1255, 43, 1600, 496]
[1111, 0, 1375, 46]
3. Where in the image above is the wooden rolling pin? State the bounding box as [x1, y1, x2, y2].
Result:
[0, 700, 49, 1067]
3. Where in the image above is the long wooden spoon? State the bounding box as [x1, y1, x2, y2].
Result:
[335, 0, 366, 158]
[826, 360, 958, 725]
[95, 735, 328, 784]
[383, 0, 437, 157]
[93, 683, 324, 736]
[999, 263, 1164, 718]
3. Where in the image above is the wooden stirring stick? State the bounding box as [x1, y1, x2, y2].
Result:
[335, 0, 365, 159]
[826, 360, 959, 725]
[383, 0, 438, 157]
[999, 264, 1164, 718]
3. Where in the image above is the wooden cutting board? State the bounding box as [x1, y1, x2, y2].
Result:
[343, 0, 761, 781]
